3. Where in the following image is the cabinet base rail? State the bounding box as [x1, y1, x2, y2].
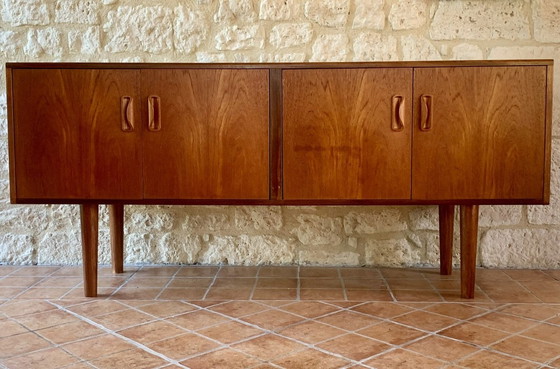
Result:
[80, 204, 479, 299]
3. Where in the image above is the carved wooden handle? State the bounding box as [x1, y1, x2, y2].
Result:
[420, 95, 433, 131]
[120, 96, 134, 132]
[148, 95, 161, 132]
[391, 95, 405, 132]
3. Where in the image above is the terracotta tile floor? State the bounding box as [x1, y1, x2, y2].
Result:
[0, 265, 559, 368]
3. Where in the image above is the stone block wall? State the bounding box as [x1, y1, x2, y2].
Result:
[0, 0, 559, 268]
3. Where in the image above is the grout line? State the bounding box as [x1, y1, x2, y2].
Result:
[107, 266, 142, 299]
[248, 266, 260, 300]
[48, 301, 192, 369]
[377, 270, 397, 302]
[337, 268, 349, 301]
[296, 265, 301, 300]
[201, 265, 222, 300]
[154, 265, 183, 300]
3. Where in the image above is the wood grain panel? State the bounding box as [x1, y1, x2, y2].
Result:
[283, 68, 413, 200]
[12, 69, 142, 200]
[142, 69, 269, 199]
[412, 66, 547, 201]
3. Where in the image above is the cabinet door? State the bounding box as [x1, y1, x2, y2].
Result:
[11, 69, 142, 200]
[413, 66, 547, 201]
[283, 68, 412, 200]
[142, 69, 269, 199]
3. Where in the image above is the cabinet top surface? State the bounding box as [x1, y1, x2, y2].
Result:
[6, 60, 553, 69]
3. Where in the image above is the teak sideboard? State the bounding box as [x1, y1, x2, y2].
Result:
[6, 61, 554, 298]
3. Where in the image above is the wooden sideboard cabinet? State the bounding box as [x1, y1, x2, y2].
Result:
[6, 61, 554, 298]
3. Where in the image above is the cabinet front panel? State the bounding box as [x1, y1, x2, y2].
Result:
[413, 66, 547, 201]
[12, 69, 142, 200]
[142, 69, 269, 199]
[283, 68, 413, 200]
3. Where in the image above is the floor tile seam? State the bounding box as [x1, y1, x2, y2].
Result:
[64, 303, 139, 319]
[337, 268, 349, 301]
[457, 343, 550, 367]
[248, 269, 260, 300]
[48, 301, 191, 369]
[108, 271, 157, 299]
[355, 345, 448, 367]
[9, 273, 57, 299]
[542, 353, 560, 367]
[252, 331, 366, 367]
[143, 266, 182, 300]
[494, 308, 560, 326]
[201, 265, 222, 300]
[376, 270, 397, 302]
[0, 324, 95, 364]
[191, 303, 378, 365]
[296, 265, 301, 300]
[459, 316, 559, 365]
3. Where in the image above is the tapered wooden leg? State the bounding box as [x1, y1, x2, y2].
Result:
[460, 205, 479, 299]
[439, 205, 455, 275]
[80, 204, 99, 297]
[109, 204, 124, 274]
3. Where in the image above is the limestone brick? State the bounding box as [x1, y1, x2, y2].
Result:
[532, 0, 560, 43]
[0, 139, 8, 176]
[408, 206, 439, 231]
[304, 0, 349, 27]
[293, 214, 343, 246]
[234, 206, 283, 231]
[258, 53, 307, 62]
[68, 27, 100, 55]
[430, 0, 530, 40]
[103, 6, 174, 54]
[365, 238, 422, 267]
[158, 234, 202, 264]
[128, 212, 174, 232]
[55, 0, 98, 24]
[353, 32, 398, 61]
[2, 0, 49, 26]
[352, 0, 384, 30]
[401, 35, 441, 60]
[24, 28, 64, 58]
[0, 30, 23, 57]
[480, 229, 560, 268]
[182, 213, 230, 233]
[528, 139, 560, 225]
[0, 180, 9, 203]
[174, 6, 208, 54]
[125, 233, 158, 263]
[214, 0, 256, 23]
[389, 0, 427, 30]
[451, 43, 484, 60]
[196, 52, 226, 62]
[310, 34, 348, 62]
[299, 250, 360, 265]
[215, 25, 264, 50]
[259, 0, 297, 20]
[48, 205, 80, 232]
[343, 208, 407, 234]
[37, 231, 80, 264]
[201, 235, 296, 264]
[0, 206, 49, 233]
[479, 205, 522, 227]
[0, 233, 35, 264]
[269, 23, 313, 49]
